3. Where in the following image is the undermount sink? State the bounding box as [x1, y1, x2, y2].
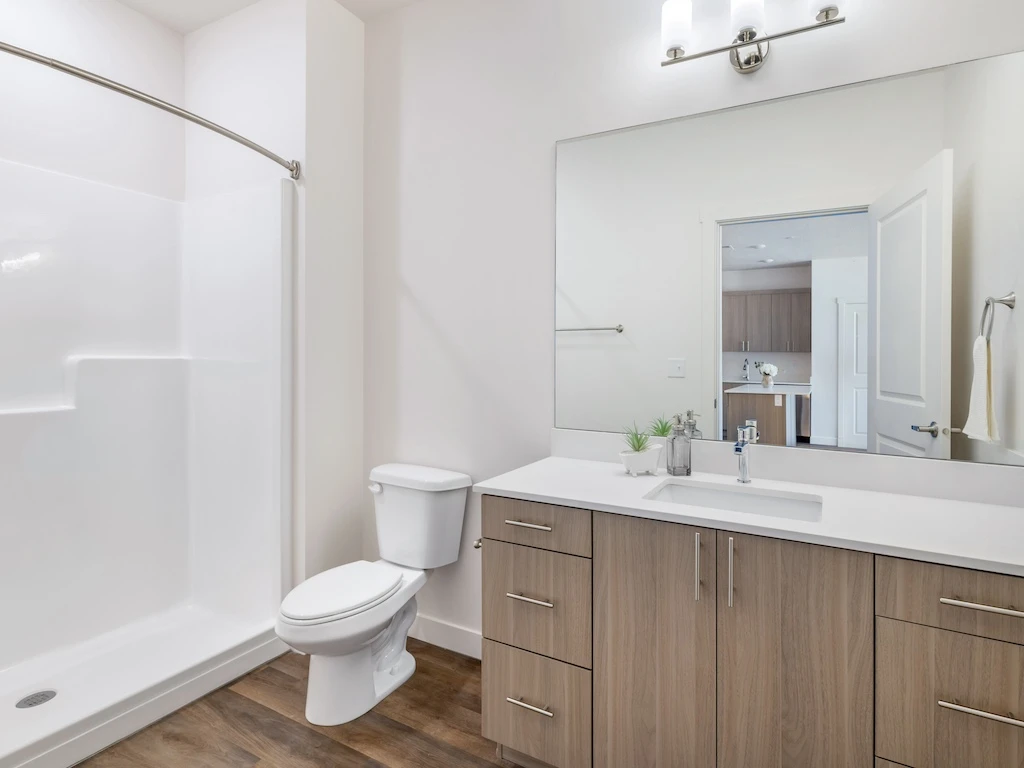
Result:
[644, 478, 823, 522]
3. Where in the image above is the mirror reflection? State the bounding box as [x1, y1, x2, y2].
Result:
[555, 51, 1022, 466]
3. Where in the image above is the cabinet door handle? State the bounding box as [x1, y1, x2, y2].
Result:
[940, 597, 1024, 619]
[694, 532, 701, 602]
[504, 519, 552, 532]
[938, 700, 1024, 729]
[506, 592, 554, 609]
[728, 536, 735, 608]
[507, 697, 554, 718]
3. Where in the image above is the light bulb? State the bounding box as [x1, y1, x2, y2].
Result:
[661, 0, 693, 57]
[731, 0, 766, 35]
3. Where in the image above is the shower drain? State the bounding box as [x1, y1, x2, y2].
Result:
[16, 690, 56, 709]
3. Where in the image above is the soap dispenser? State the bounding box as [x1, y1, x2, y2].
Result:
[666, 411, 702, 476]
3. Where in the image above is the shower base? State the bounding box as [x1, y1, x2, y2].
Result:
[0, 605, 284, 768]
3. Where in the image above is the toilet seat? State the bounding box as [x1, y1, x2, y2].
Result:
[280, 560, 404, 626]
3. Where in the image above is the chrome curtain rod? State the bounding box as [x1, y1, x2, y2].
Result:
[0, 39, 301, 180]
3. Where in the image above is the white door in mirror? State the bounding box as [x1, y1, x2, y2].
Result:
[867, 150, 953, 460]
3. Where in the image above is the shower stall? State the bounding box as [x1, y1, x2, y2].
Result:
[0, 11, 295, 768]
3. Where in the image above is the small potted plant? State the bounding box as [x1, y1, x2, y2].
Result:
[620, 423, 662, 477]
[756, 361, 779, 388]
[649, 416, 673, 468]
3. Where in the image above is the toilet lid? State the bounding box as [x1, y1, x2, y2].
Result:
[280, 560, 403, 622]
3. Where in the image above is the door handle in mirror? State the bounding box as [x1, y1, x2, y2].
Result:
[911, 422, 940, 437]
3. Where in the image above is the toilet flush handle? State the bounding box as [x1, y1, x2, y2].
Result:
[368, 483, 384, 494]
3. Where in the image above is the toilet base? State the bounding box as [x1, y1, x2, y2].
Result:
[305, 649, 416, 726]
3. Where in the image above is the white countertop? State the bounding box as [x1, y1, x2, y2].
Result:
[725, 383, 812, 395]
[474, 457, 1024, 577]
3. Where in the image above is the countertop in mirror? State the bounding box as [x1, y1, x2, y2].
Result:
[475, 457, 1024, 577]
[724, 384, 812, 395]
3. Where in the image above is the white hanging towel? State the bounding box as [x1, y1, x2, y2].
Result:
[962, 335, 1000, 443]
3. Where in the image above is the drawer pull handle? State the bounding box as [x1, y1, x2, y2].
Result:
[695, 532, 701, 602]
[939, 597, 1024, 619]
[507, 696, 554, 718]
[728, 536, 735, 608]
[504, 519, 553, 532]
[938, 700, 1024, 729]
[506, 592, 554, 609]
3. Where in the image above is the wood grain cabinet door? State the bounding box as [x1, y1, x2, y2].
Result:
[716, 533, 873, 768]
[771, 292, 793, 352]
[746, 293, 774, 353]
[723, 294, 748, 352]
[790, 290, 812, 352]
[593, 513, 716, 768]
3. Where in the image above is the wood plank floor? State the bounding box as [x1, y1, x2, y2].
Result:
[81, 639, 514, 768]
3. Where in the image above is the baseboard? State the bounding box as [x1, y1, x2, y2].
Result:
[20, 631, 286, 768]
[410, 614, 482, 660]
[810, 436, 839, 447]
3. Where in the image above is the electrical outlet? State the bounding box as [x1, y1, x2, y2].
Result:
[668, 358, 686, 378]
[775, 394, 783, 407]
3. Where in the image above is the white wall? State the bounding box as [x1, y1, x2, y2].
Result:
[0, 0, 184, 198]
[722, 265, 811, 292]
[945, 55, 1024, 465]
[364, 0, 1024, 656]
[811, 257, 868, 445]
[185, 0, 366, 584]
[301, 0, 366, 580]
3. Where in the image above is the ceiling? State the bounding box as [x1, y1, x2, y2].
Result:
[118, 0, 420, 32]
[721, 212, 870, 271]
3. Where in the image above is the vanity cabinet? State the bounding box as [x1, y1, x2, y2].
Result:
[593, 514, 716, 768]
[480, 495, 1022, 768]
[875, 557, 1024, 768]
[481, 496, 593, 768]
[717, 533, 874, 767]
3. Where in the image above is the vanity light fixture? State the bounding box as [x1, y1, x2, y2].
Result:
[661, 0, 845, 74]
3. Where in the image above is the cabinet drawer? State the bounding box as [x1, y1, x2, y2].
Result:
[483, 540, 592, 668]
[877, 556, 1024, 646]
[482, 640, 592, 768]
[876, 617, 1024, 768]
[482, 496, 591, 558]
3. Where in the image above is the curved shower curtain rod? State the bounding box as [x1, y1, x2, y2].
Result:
[0, 39, 302, 180]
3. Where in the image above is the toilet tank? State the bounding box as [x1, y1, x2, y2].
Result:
[368, 464, 472, 569]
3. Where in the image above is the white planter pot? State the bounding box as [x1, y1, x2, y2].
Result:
[619, 443, 662, 477]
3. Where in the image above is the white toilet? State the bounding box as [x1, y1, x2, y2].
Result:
[275, 463, 472, 726]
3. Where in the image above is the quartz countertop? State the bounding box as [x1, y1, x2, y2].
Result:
[474, 456, 1024, 577]
[724, 383, 812, 395]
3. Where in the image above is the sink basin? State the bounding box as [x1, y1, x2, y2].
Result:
[644, 478, 823, 522]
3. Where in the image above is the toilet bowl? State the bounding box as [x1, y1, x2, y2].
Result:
[275, 463, 471, 726]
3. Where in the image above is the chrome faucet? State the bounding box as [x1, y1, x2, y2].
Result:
[742, 358, 750, 381]
[735, 424, 757, 484]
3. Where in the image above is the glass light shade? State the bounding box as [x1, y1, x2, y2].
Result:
[661, 0, 693, 56]
[731, 0, 766, 34]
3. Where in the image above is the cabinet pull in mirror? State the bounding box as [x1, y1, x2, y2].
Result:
[938, 700, 1024, 729]
[506, 592, 554, 609]
[504, 519, 552, 532]
[728, 536, 735, 608]
[506, 697, 554, 718]
[939, 597, 1024, 619]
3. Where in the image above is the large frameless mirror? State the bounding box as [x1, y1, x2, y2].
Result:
[555, 50, 1022, 466]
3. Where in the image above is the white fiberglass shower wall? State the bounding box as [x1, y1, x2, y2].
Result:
[0, 3, 293, 766]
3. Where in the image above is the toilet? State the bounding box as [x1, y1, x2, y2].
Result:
[275, 463, 472, 726]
